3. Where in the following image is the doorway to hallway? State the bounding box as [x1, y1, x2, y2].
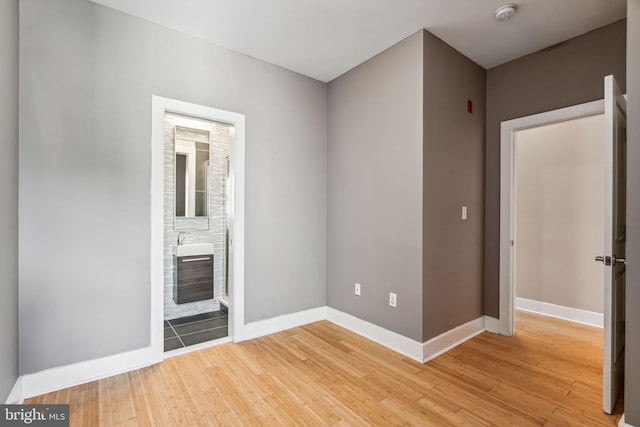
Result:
[499, 77, 627, 414]
[513, 114, 605, 328]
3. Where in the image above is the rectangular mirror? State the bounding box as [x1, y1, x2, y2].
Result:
[175, 126, 210, 218]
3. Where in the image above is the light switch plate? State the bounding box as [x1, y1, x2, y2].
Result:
[389, 292, 397, 308]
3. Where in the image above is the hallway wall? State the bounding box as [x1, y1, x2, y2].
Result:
[514, 115, 605, 314]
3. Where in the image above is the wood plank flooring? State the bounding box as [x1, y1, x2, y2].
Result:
[27, 311, 623, 426]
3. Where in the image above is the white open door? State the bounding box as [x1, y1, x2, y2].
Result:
[597, 75, 626, 414]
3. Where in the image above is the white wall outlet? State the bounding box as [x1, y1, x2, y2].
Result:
[389, 292, 397, 308]
[462, 206, 468, 220]
[355, 283, 361, 296]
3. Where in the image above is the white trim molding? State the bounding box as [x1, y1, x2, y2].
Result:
[18, 307, 327, 398]
[423, 317, 486, 362]
[18, 307, 498, 398]
[484, 316, 501, 334]
[619, 414, 637, 427]
[516, 297, 603, 328]
[21, 347, 156, 399]
[241, 307, 327, 341]
[499, 99, 605, 336]
[18, 306, 326, 399]
[326, 308, 424, 362]
[5, 377, 23, 404]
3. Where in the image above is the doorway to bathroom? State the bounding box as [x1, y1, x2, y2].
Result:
[150, 96, 245, 360]
[163, 113, 233, 352]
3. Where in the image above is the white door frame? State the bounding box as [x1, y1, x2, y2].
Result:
[499, 99, 604, 336]
[150, 96, 246, 361]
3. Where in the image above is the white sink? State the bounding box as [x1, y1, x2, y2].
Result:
[175, 243, 214, 257]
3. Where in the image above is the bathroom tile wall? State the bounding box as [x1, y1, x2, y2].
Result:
[163, 116, 232, 320]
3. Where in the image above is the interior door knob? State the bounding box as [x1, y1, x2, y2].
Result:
[595, 255, 625, 265]
[595, 255, 613, 265]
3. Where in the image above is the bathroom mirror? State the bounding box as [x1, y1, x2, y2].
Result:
[175, 129, 210, 218]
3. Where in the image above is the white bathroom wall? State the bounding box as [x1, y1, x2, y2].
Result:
[514, 114, 605, 314]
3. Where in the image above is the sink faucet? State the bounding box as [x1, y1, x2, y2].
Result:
[177, 232, 188, 246]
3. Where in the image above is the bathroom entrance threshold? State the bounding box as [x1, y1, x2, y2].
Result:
[164, 335, 231, 359]
[164, 310, 229, 357]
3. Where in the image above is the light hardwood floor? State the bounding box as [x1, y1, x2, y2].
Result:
[27, 311, 623, 426]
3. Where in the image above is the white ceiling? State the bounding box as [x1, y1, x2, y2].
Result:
[88, 0, 626, 82]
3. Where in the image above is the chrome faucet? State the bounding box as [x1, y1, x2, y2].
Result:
[177, 232, 188, 246]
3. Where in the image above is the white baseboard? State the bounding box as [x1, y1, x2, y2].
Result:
[325, 308, 423, 362]
[19, 306, 327, 400]
[21, 346, 158, 399]
[484, 316, 501, 334]
[241, 306, 327, 341]
[423, 317, 486, 363]
[516, 297, 603, 328]
[19, 305, 496, 399]
[5, 376, 23, 404]
[619, 414, 637, 427]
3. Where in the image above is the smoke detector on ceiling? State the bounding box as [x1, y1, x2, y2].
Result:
[495, 4, 518, 22]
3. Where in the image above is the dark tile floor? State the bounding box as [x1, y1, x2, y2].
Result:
[164, 310, 228, 352]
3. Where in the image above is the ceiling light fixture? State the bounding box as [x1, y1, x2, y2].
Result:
[495, 4, 518, 22]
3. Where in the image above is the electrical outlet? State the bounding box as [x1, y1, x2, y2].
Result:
[355, 283, 361, 296]
[389, 292, 397, 308]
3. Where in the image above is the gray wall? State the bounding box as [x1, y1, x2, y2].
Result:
[625, 1, 640, 424]
[327, 32, 424, 341]
[19, 0, 327, 374]
[0, 0, 19, 401]
[484, 20, 627, 317]
[422, 32, 485, 341]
